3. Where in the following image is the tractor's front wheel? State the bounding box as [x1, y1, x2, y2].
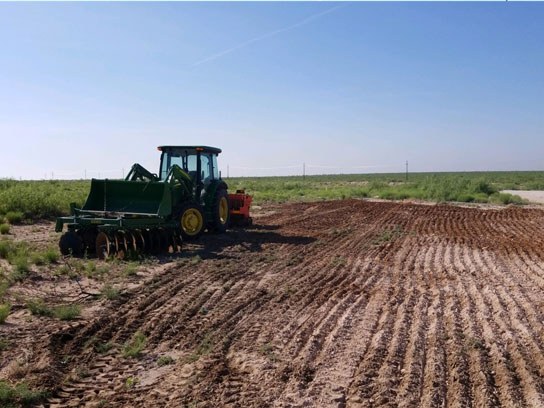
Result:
[176, 202, 205, 240]
[211, 189, 230, 233]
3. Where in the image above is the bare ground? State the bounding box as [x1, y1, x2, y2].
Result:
[1, 199, 544, 407]
[502, 190, 544, 204]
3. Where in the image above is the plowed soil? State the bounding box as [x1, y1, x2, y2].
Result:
[2, 199, 544, 407]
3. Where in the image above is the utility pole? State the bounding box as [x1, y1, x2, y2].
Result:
[405, 160, 409, 182]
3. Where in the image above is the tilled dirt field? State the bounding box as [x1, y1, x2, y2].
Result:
[2, 199, 544, 407]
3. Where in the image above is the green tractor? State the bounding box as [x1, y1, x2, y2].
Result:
[56, 146, 232, 259]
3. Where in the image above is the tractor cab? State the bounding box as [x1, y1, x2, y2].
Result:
[158, 146, 221, 186]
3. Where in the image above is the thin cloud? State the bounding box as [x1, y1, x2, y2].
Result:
[192, 4, 347, 67]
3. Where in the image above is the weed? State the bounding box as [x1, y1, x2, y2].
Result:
[123, 263, 139, 277]
[4, 212, 23, 224]
[0, 280, 8, 299]
[122, 331, 147, 358]
[26, 299, 53, 317]
[95, 341, 114, 354]
[30, 253, 46, 266]
[0, 241, 9, 259]
[0, 304, 10, 324]
[125, 376, 139, 389]
[330, 255, 347, 267]
[0, 224, 9, 235]
[185, 333, 213, 363]
[100, 284, 120, 300]
[0, 338, 9, 351]
[12, 256, 30, 277]
[190, 255, 202, 265]
[76, 367, 91, 379]
[259, 343, 278, 362]
[43, 248, 59, 264]
[83, 261, 97, 277]
[283, 286, 297, 298]
[468, 336, 487, 351]
[157, 355, 175, 367]
[55, 265, 73, 277]
[372, 225, 404, 246]
[285, 254, 303, 267]
[53, 304, 81, 321]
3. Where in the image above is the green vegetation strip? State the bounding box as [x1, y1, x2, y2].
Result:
[1, 171, 543, 224]
[227, 171, 543, 204]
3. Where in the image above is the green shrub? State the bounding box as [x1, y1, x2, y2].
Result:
[4, 212, 23, 224]
[0, 224, 9, 235]
[0, 304, 10, 324]
[122, 331, 147, 358]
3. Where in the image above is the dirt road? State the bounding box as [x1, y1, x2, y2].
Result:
[502, 190, 544, 204]
[2, 200, 544, 407]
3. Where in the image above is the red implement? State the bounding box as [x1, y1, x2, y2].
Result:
[228, 190, 253, 226]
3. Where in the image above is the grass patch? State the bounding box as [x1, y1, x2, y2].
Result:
[53, 304, 81, 321]
[0, 304, 10, 324]
[100, 284, 120, 300]
[0, 380, 48, 407]
[30, 252, 46, 266]
[122, 331, 147, 358]
[4, 212, 23, 225]
[123, 263, 139, 277]
[11, 256, 30, 281]
[26, 299, 53, 317]
[0, 241, 9, 259]
[0, 224, 9, 235]
[45, 248, 59, 264]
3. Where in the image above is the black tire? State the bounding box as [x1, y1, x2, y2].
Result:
[59, 231, 84, 257]
[211, 189, 230, 233]
[175, 202, 205, 240]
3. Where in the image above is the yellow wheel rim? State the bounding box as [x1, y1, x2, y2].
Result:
[219, 197, 229, 224]
[181, 208, 203, 236]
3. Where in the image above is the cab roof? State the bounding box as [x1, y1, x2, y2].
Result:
[157, 146, 222, 155]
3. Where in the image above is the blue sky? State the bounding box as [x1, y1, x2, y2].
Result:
[1, 2, 543, 179]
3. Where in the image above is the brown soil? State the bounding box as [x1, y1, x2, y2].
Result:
[1, 199, 544, 407]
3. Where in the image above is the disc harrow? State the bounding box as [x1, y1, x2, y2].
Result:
[60, 227, 182, 259]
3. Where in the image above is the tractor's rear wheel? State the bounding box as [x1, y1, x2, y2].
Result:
[211, 189, 230, 233]
[177, 202, 205, 240]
